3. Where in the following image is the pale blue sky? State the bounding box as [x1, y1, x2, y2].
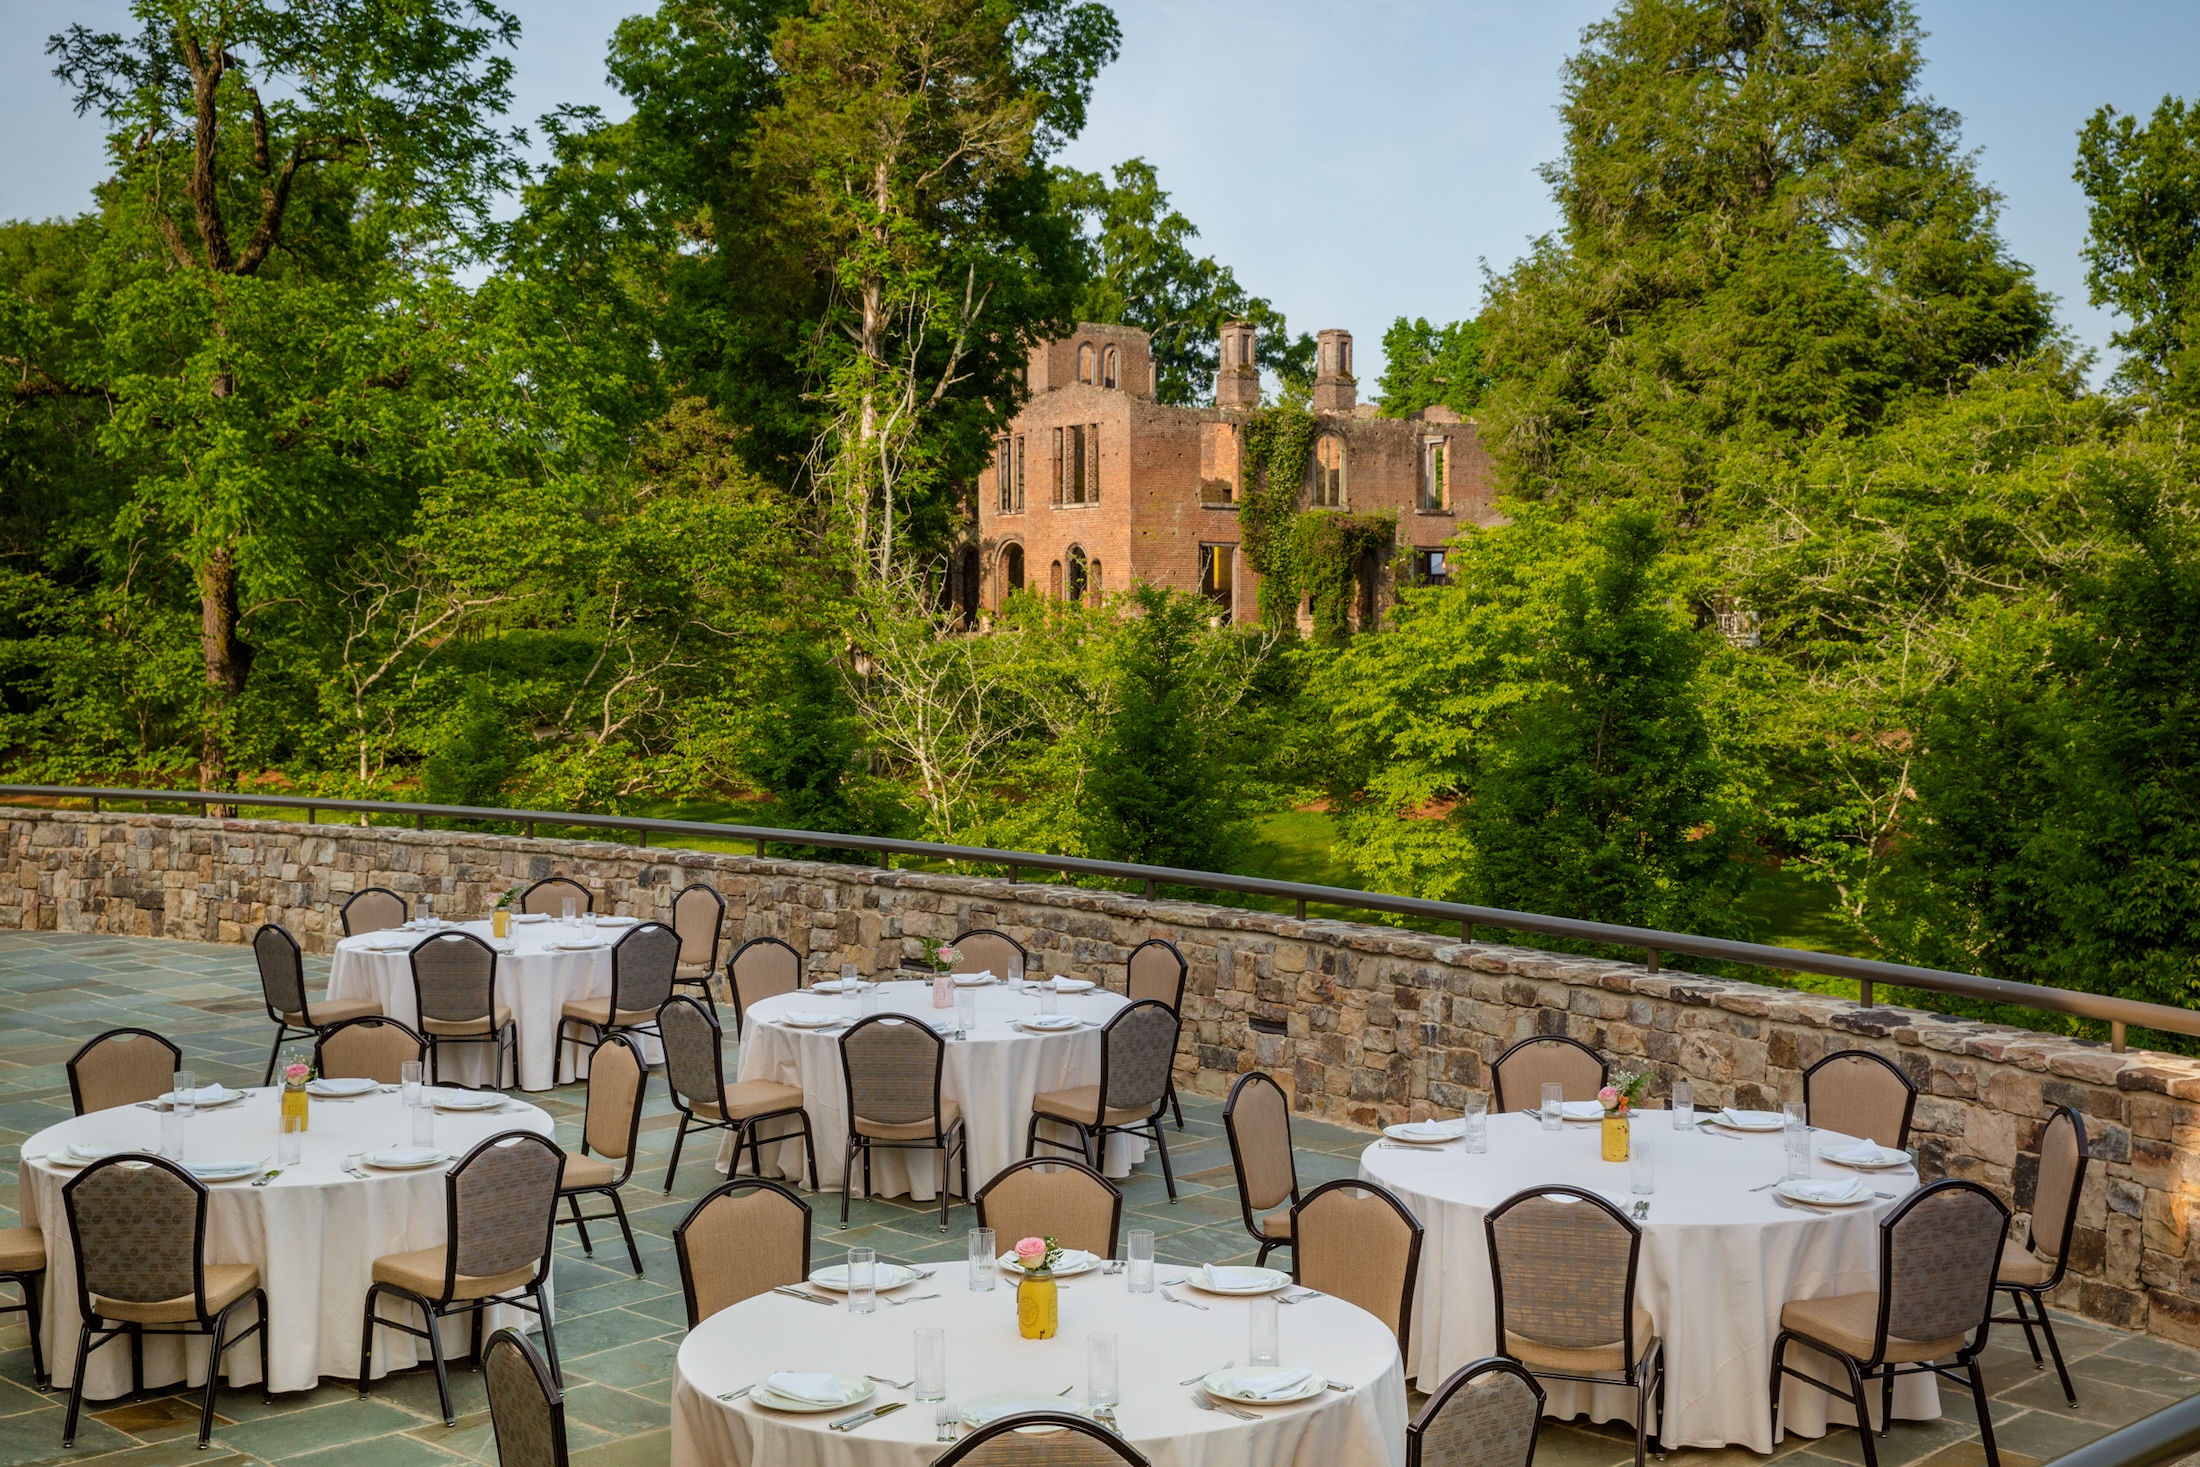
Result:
[5, 1, 2194, 386]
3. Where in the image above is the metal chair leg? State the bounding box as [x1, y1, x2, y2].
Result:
[610, 1190, 644, 1276]
[358, 1286, 380, 1396]
[2035, 1295, 2079, 1407]
[61, 1323, 91, 1445]
[565, 1191, 595, 1255]
[664, 1113, 690, 1193]
[1969, 1355, 2001, 1467]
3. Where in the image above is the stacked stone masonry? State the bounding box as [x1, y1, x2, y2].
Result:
[10, 808, 2200, 1345]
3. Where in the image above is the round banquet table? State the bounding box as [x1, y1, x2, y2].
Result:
[21, 1087, 556, 1398]
[670, 1260, 1408, 1467]
[327, 916, 664, 1091]
[732, 980, 1148, 1199]
[1358, 1112, 1932, 1452]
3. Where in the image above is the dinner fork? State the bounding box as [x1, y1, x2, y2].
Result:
[1279, 1290, 1322, 1305]
[1771, 1195, 1838, 1215]
[1160, 1288, 1208, 1312]
[1191, 1391, 1258, 1421]
[883, 1293, 940, 1307]
[867, 1374, 916, 1389]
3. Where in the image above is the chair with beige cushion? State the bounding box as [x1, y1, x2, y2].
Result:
[1126, 938, 1188, 1129]
[1992, 1107, 2090, 1407]
[659, 994, 814, 1193]
[668, 883, 726, 1001]
[674, 1178, 812, 1327]
[950, 928, 1028, 980]
[1026, 999, 1179, 1200]
[1804, 1050, 1918, 1150]
[975, 1157, 1123, 1261]
[521, 875, 592, 917]
[841, 1014, 969, 1232]
[1490, 1036, 1608, 1113]
[557, 920, 679, 1073]
[1224, 1070, 1299, 1266]
[726, 936, 804, 1035]
[0, 1225, 47, 1389]
[339, 887, 408, 937]
[937, 1410, 1150, 1466]
[1770, 1179, 2009, 1467]
[254, 923, 382, 1085]
[1487, 1186, 1664, 1467]
[1294, 1179, 1424, 1360]
[314, 1016, 426, 1085]
[1409, 1356, 1546, 1467]
[484, 1327, 570, 1467]
[361, 1131, 564, 1427]
[410, 931, 514, 1088]
[66, 1028, 182, 1115]
[62, 1155, 268, 1450]
[556, 1033, 648, 1276]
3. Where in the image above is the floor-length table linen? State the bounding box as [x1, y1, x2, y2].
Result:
[21, 1087, 556, 1397]
[327, 917, 662, 1091]
[731, 981, 1146, 1198]
[1358, 1112, 1931, 1452]
[670, 1260, 1407, 1467]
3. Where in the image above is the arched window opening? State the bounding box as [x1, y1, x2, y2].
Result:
[1102, 346, 1119, 389]
[1077, 342, 1095, 384]
[1067, 546, 1088, 604]
[1001, 543, 1025, 601]
[956, 545, 980, 623]
[1310, 433, 1346, 508]
[1049, 559, 1064, 599]
[1088, 558, 1101, 595]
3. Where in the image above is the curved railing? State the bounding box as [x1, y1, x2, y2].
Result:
[5, 782, 2195, 1052]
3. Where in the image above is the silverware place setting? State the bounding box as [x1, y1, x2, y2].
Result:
[770, 1285, 838, 1306]
[1191, 1391, 1258, 1421]
[1159, 1287, 1208, 1311]
[883, 1293, 940, 1307]
[867, 1374, 915, 1389]
[829, 1401, 906, 1433]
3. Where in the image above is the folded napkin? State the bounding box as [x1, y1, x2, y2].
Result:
[1203, 1265, 1277, 1290]
[1218, 1368, 1317, 1400]
[307, 1077, 377, 1097]
[1398, 1121, 1462, 1140]
[784, 1010, 841, 1027]
[185, 1159, 258, 1178]
[67, 1143, 118, 1161]
[1025, 1015, 1078, 1029]
[1559, 1100, 1604, 1121]
[1722, 1107, 1786, 1129]
[1785, 1178, 1867, 1204]
[1050, 976, 1088, 990]
[371, 1146, 442, 1166]
[957, 970, 995, 983]
[167, 1085, 231, 1105]
[763, 1372, 846, 1404]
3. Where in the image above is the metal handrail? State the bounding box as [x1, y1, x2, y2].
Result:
[2040, 1393, 2200, 1467]
[6, 782, 2195, 1052]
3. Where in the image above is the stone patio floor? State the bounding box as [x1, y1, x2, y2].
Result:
[0, 929, 2192, 1467]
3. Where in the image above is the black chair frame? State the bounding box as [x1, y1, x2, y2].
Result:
[339, 886, 409, 936]
[556, 1033, 649, 1277]
[724, 935, 805, 1036]
[839, 1013, 970, 1233]
[1126, 936, 1189, 1130]
[1489, 1034, 1610, 1112]
[1024, 999, 1179, 1201]
[1223, 1069, 1300, 1267]
[673, 1178, 814, 1329]
[935, 1409, 1150, 1466]
[1408, 1356, 1548, 1467]
[65, 1027, 182, 1117]
[659, 995, 819, 1195]
[1992, 1107, 2090, 1408]
[555, 920, 678, 1077]
[409, 930, 516, 1090]
[484, 1327, 571, 1467]
[1803, 1049, 1920, 1150]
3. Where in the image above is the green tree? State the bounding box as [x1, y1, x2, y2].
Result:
[2077, 95, 2200, 405]
[1375, 316, 1490, 418]
[748, 640, 868, 835]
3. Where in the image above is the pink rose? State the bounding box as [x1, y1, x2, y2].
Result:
[938, 945, 960, 964]
[1014, 1236, 1046, 1264]
[285, 1062, 311, 1082]
[1597, 1085, 1618, 1105]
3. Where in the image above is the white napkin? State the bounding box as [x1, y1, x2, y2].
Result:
[1398, 1121, 1461, 1140]
[185, 1158, 258, 1178]
[1218, 1368, 1316, 1400]
[307, 1077, 377, 1096]
[1203, 1265, 1276, 1290]
[1827, 1138, 1885, 1164]
[67, 1143, 117, 1161]
[1024, 1015, 1078, 1030]
[958, 970, 995, 983]
[1722, 1107, 1786, 1129]
[763, 1372, 846, 1404]
[370, 1146, 442, 1166]
[784, 1010, 841, 1026]
[1051, 976, 1088, 990]
[1785, 1178, 1867, 1204]
[165, 1085, 230, 1105]
[1559, 1100, 1604, 1120]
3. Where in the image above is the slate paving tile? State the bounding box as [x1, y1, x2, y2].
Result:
[281, 1431, 472, 1467]
[562, 1337, 679, 1393]
[0, 1404, 135, 1464]
[212, 1399, 427, 1460]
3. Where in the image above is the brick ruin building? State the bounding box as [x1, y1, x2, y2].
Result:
[954, 320, 1501, 628]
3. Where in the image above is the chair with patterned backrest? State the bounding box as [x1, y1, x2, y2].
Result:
[841, 1014, 969, 1232]
[1487, 1186, 1663, 1467]
[935, 1410, 1151, 1466]
[1125, 938, 1188, 1129]
[1026, 1000, 1180, 1199]
[361, 1130, 564, 1426]
[62, 1155, 269, 1450]
[1294, 1179, 1424, 1358]
[1771, 1179, 2009, 1467]
[674, 1178, 812, 1327]
[0, 1223, 44, 1390]
[339, 887, 408, 937]
[1490, 1036, 1609, 1113]
[314, 1016, 426, 1086]
[484, 1327, 570, 1467]
[658, 994, 815, 1194]
[1224, 1071, 1300, 1266]
[1993, 1107, 2090, 1408]
[974, 1157, 1124, 1261]
[1409, 1357, 1547, 1467]
[725, 936, 804, 1035]
[66, 1028, 182, 1115]
[556, 1033, 648, 1276]
[557, 920, 680, 1075]
[409, 930, 514, 1088]
[1804, 1050, 1918, 1150]
[253, 922, 382, 1085]
[668, 883, 727, 1001]
[949, 928, 1027, 980]
[520, 876, 592, 918]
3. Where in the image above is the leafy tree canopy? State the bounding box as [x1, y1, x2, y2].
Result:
[1375, 316, 1491, 418]
[2078, 95, 2200, 406]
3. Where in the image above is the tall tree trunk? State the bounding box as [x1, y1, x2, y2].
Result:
[198, 544, 245, 808]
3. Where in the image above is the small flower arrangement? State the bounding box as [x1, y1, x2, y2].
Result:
[494, 884, 521, 910]
[282, 1061, 314, 1086]
[1011, 1235, 1064, 1273]
[924, 938, 962, 974]
[1598, 1071, 1650, 1115]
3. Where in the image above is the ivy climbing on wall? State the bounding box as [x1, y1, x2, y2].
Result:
[1236, 404, 1398, 644]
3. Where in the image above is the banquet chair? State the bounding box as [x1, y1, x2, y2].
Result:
[557, 920, 680, 1074]
[1490, 1035, 1608, 1112]
[1770, 1179, 2009, 1467]
[339, 886, 408, 937]
[949, 927, 1027, 979]
[484, 1328, 570, 1467]
[1294, 1179, 1424, 1360]
[668, 882, 726, 1001]
[936, 1410, 1151, 1466]
[659, 994, 814, 1194]
[1027, 1000, 1180, 1199]
[1486, 1185, 1663, 1467]
[253, 922, 382, 1085]
[360, 1131, 564, 1427]
[409, 930, 515, 1089]
[840, 1014, 970, 1232]
[0, 1226, 47, 1389]
[1409, 1357, 1546, 1467]
[1993, 1107, 2090, 1407]
[1804, 1050, 1918, 1150]
[314, 1015, 426, 1085]
[520, 876, 592, 917]
[65, 1028, 182, 1115]
[974, 1157, 1123, 1260]
[556, 1033, 648, 1276]
[61, 1155, 269, 1450]
[674, 1178, 812, 1327]
[1126, 937, 1188, 1129]
[1224, 1070, 1300, 1266]
[726, 936, 804, 1035]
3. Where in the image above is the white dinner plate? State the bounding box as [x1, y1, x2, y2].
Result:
[749, 1375, 874, 1414]
[779, 1011, 845, 1028]
[1716, 1108, 1789, 1132]
[1776, 1178, 1873, 1206]
[363, 1147, 451, 1170]
[47, 1144, 128, 1167]
[1202, 1368, 1328, 1405]
[426, 1089, 505, 1111]
[1819, 1140, 1910, 1169]
[159, 1086, 246, 1109]
[1383, 1120, 1465, 1144]
[1180, 1264, 1291, 1296]
[806, 1262, 922, 1292]
[306, 1077, 379, 1098]
[1016, 1016, 1082, 1033]
[998, 1248, 1100, 1278]
[363, 933, 416, 951]
[549, 939, 606, 952]
[597, 915, 638, 926]
[185, 1159, 266, 1182]
[1047, 977, 1095, 992]
[961, 1395, 1091, 1428]
[513, 912, 551, 924]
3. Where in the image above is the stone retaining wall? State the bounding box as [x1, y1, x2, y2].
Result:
[9, 808, 2200, 1344]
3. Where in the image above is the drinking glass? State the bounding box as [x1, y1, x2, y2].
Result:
[841, 961, 860, 990]
[858, 985, 879, 1018]
[1540, 1082, 1564, 1132]
[956, 990, 978, 1039]
[1671, 1078, 1695, 1130]
[561, 897, 577, 925]
[160, 1107, 184, 1160]
[1462, 1093, 1489, 1153]
[172, 1071, 197, 1148]
[584, 910, 599, 934]
[848, 1248, 877, 1315]
[1248, 1294, 1281, 1367]
[1039, 986, 1058, 1017]
[412, 1103, 435, 1148]
[1630, 1136, 1656, 1195]
[400, 1060, 422, 1110]
[1784, 1104, 1811, 1181]
[1007, 953, 1025, 985]
[1126, 1229, 1155, 1294]
[1087, 1332, 1120, 1409]
[914, 1327, 946, 1402]
[279, 1114, 304, 1167]
[968, 1228, 997, 1291]
[1783, 1100, 1808, 1130]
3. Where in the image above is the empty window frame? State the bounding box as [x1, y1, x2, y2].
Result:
[1419, 436, 1448, 511]
[1001, 543, 1025, 598]
[1102, 346, 1119, 389]
[1412, 548, 1450, 587]
[1052, 427, 1065, 505]
[996, 438, 1013, 513]
[1067, 545, 1089, 604]
[1077, 342, 1095, 384]
[1049, 559, 1064, 599]
[1199, 543, 1235, 620]
[1310, 433, 1346, 508]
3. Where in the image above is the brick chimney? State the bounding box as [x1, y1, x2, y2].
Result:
[1313, 328, 1355, 414]
[1216, 320, 1259, 408]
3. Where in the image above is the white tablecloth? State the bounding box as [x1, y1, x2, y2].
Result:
[670, 1260, 1407, 1467]
[1358, 1112, 1932, 1451]
[21, 1088, 556, 1397]
[731, 981, 1147, 1200]
[327, 917, 663, 1091]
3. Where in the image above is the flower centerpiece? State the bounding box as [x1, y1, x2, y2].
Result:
[1012, 1234, 1063, 1339]
[924, 939, 961, 1009]
[492, 884, 521, 938]
[280, 1061, 313, 1133]
[1598, 1071, 1650, 1161]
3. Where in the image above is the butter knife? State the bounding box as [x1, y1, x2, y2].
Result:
[771, 1285, 838, 1306]
[830, 1401, 907, 1432]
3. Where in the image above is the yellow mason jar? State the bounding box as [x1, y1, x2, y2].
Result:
[492, 907, 512, 938]
[1016, 1271, 1058, 1340]
[281, 1081, 310, 1133]
[1600, 1113, 1629, 1162]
